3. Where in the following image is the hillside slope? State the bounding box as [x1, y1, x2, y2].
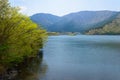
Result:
[30, 13, 61, 29]
[86, 13, 120, 35]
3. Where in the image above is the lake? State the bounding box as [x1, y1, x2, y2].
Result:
[16, 35, 120, 80]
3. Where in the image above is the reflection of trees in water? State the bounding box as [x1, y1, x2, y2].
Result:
[14, 54, 48, 80]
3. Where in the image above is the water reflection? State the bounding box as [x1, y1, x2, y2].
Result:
[14, 54, 48, 80]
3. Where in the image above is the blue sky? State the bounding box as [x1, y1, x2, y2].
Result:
[9, 0, 120, 16]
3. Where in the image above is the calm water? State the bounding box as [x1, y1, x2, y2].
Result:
[17, 35, 120, 80]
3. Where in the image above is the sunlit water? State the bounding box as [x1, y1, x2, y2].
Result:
[16, 35, 120, 80]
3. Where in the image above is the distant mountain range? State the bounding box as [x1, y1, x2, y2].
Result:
[31, 11, 120, 33]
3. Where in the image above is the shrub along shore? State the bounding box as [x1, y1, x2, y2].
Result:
[0, 0, 47, 79]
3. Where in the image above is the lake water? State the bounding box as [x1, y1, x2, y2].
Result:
[16, 35, 120, 80]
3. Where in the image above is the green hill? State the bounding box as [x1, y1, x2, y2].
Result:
[86, 13, 120, 35]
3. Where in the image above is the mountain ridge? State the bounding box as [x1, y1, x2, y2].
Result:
[30, 10, 120, 33]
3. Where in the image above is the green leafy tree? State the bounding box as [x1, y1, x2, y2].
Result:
[0, 0, 47, 69]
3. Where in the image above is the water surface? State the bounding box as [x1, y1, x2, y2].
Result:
[17, 35, 120, 80]
[43, 35, 120, 80]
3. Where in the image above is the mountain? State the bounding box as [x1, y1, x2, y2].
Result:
[86, 13, 120, 35]
[30, 13, 61, 29]
[31, 11, 119, 33]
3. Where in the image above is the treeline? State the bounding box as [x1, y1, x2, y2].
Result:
[0, 0, 47, 73]
[86, 13, 120, 35]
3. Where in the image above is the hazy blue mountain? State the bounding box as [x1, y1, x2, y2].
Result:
[31, 11, 119, 32]
[30, 13, 61, 29]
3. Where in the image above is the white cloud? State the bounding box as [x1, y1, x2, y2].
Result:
[19, 6, 27, 13]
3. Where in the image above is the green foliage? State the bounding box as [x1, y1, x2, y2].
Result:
[47, 32, 59, 36]
[0, 0, 47, 67]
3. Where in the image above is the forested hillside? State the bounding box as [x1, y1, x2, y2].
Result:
[86, 13, 120, 35]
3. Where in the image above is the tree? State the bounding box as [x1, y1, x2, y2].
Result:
[0, 0, 47, 68]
